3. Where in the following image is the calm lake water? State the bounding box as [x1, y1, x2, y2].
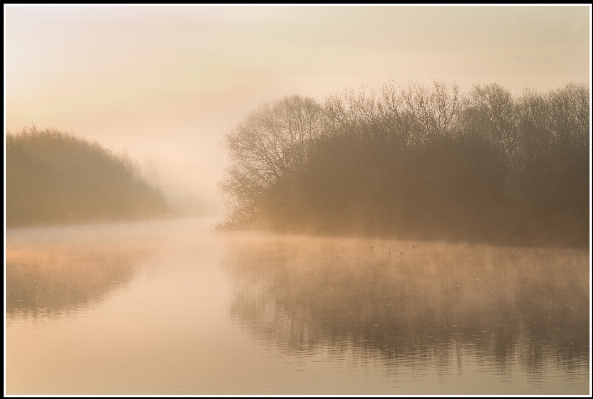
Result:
[5, 217, 591, 395]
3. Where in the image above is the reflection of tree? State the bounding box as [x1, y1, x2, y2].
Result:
[223, 234, 589, 374]
[6, 243, 150, 319]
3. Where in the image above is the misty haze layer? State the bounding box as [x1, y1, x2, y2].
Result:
[6, 129, 171, 227]
[219, 81, 589, 248]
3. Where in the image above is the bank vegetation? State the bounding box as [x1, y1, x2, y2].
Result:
[6, 128, 171, 227]
[218, 82, 589, 247]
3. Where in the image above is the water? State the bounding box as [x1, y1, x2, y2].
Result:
[5, 218, 590, 395]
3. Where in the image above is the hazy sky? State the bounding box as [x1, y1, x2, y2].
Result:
[4, 5, 590, 214]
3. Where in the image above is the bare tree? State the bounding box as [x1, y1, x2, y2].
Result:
[218, 82, 589, 246]
[219, 95, 324, 227]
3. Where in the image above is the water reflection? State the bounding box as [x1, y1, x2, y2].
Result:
[5, 222, 160, 320]
[6, 247, 149, 320]
[222, 234, 589, 378]
[5, 221, 589, 394]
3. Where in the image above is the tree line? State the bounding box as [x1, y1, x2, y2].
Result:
[6, 128, 171, 227]
[218, 81, 589, 247]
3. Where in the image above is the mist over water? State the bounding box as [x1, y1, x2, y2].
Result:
[4, 69, 590, 398]
[5, 218, 589, 395]
[4, 5, 591, 395]
[224, 234, 589, 371]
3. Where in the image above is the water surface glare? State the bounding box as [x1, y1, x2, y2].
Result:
[5, 218, 590, 394]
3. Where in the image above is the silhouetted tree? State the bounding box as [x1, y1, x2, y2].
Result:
[218, 82, 589, 247]
[219, 95, 324, 228]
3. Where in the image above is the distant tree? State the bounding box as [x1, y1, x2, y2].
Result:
[6, 128, 171, 227]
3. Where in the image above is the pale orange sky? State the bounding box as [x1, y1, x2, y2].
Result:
[4, 5, 590, 214]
